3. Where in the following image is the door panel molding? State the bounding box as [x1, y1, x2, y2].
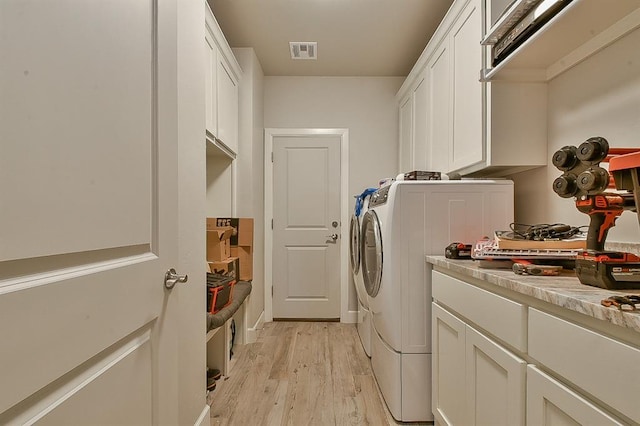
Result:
[264, 128, 349, 322]
[0, 0, 183, 421]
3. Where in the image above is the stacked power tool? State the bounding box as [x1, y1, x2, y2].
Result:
[552, 137, 640, 289]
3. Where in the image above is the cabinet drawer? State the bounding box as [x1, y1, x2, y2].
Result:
[529, 308, 640, 422]
[527, 365, 625, 425]
[432, 271, 527, 351]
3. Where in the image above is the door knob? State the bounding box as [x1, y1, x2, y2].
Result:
[326, 233, 339, 242]
[164, 268, 188, 290]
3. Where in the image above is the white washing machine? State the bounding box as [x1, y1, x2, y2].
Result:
[361, 179, 514, 422]
[349, 188, 376, 357]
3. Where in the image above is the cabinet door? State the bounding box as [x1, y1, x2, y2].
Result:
[204, 29, 217, 136]
[216, 56, 238, 153]
[412, 73, 428, 170]
[527, 366, 625, 425]
[465, 325, 526, 426]
[426, 41, 450, 173]
[450, 0, 483, 172]
[432, 303, 467, 426]
[399, 95, 413, 173]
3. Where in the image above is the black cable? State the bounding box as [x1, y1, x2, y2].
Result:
[508, 222, 587, 241]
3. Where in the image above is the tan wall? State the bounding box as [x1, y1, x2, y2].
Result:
[264, 76, 403, 311]
[509, 28, 640, 243]
[233, 48, 266, 332]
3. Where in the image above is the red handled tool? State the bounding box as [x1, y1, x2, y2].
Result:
[552, 138, 640, 289]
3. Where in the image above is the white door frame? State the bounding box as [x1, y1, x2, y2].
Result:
[264, 128, 350, 322]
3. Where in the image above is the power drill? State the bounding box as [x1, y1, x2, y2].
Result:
[552, 137, 640, 289]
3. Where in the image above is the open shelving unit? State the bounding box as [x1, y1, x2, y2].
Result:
[481, 0, 640, 82]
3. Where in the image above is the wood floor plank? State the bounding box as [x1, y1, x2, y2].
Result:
[264, 379, 288, 426]
[209, 322, 409, 426]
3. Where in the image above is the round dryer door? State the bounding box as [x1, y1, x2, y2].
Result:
[349, 214, 361, 275]
[361, 210, 382, 298]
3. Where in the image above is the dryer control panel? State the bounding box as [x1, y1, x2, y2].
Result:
[369, 185, 390, 208]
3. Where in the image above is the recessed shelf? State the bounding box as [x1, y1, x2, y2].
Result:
[206, 131, 236, 160]
[481, 0, 640, 82]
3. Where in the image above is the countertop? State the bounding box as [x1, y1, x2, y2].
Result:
[426, 256, 640, 334]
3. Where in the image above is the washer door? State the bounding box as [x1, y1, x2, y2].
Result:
[361, 210, 382, 298]
[349, 213, 361, 276]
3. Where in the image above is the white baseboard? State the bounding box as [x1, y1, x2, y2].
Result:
[246, 310, 265, 344]
[343, 310, 358, 324]
[194, 404, 210, 426]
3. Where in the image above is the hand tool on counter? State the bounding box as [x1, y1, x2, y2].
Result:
[600, 295, 640, 311]
[552, 137, 640, 289]
[512, 259, 563, 276]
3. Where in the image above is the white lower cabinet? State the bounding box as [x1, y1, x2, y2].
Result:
[527, 365, 625, 426]
[465, 325, 526, 425]
[432, 303, 526, 426]
[529, 308, 640, 423]
[431, 270, 634, 425]
[433, 303, 467, 426]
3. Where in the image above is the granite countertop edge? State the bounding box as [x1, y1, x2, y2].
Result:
[426, 255, 640, 334]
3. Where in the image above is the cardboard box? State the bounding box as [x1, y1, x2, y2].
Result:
[208, 257, 239, 279]
[206, 226, 233, 262]
[207, 218, 254, 248]
[231, 245, 253, 281]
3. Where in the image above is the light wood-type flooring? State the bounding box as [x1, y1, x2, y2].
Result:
[208, 321, 430, 425]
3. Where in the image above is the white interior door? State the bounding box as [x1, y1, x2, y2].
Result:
[271, 132, 343, 319]
[0, 1, 182, 423]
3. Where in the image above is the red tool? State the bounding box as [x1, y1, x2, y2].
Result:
[512, 259, 562, 276]
[552, 137, 640, 289]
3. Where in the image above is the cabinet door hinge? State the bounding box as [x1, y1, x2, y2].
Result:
[271, 152, 274, 162]
[271, 286, 273, 297]
[271, 219, 273, 229]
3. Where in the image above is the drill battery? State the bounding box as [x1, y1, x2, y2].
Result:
[575, 251, 640, 290]
[445, 243, 472, 259]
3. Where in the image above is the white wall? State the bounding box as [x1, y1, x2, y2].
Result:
[510, 28, 640, 243]
[177, 0, 207, 423]
[264, 76, 403, 311]
[206, 156, 233, 217]
[233, 47, 265, 337]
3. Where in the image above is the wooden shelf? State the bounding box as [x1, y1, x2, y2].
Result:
[482, 0, 640, 82]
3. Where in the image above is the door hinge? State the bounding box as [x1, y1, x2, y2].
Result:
[271, 152, 274, 162]
[271, 218, 273, 229]
[271, 286, 273, 297]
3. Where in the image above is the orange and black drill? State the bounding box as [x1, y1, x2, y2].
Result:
[552, 137, 640, 289]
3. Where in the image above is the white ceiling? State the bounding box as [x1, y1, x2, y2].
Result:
[209, 0, 455, 77]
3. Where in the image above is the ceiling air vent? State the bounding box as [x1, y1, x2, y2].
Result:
[289, 42, 317, 60]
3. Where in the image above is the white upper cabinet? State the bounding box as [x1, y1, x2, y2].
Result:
[450, 0, 483, 172]
[205, 2, 241, 157]
[216, 57, 238, 153]
[398, 95, 413, 173]
[397, 0, 548, 177]
[425, 40, 450, 174]
[205, 27, 218, 136]
[412, 74, 429, 171]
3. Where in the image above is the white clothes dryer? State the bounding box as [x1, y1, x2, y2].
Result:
[361, 179, 514, 422]
[349, 188, 376, 357]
